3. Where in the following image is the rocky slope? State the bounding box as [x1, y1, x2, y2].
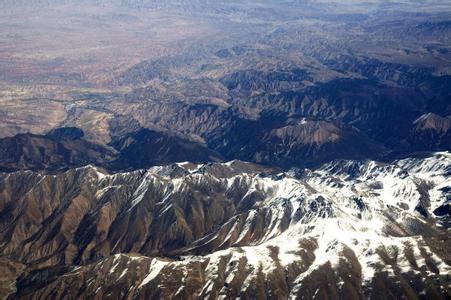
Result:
[1, 153, 449, 299]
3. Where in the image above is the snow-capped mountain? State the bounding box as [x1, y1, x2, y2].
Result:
[1, 153, 449, 299]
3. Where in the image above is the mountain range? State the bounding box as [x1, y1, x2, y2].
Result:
[0, 0, 450, 299]
[1, 154, 449, 299]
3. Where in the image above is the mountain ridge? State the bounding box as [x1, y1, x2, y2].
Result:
[1, 153, 449, 299]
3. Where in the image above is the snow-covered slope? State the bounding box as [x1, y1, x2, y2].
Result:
[2, 154, 450, 299]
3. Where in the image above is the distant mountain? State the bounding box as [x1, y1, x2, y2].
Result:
[1, 0, 450, 171]
[46, 127, 85, 140]
[0, 129, 114, 172]
[389, 113, 451, 157]
[3, 110, 450, 172]
[408, 113, 451, 150]
[0, 128, 222, 172]
[108, 128, 223, 170]
[209, 117, 388, 168]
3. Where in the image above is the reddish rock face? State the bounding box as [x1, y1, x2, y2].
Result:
[1, 155, 449, 299]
